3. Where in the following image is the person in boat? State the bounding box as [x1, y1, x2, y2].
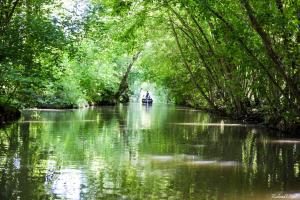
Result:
[145, 91, 150, 99]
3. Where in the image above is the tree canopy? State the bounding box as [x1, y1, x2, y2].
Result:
[0, 0, 299, 131]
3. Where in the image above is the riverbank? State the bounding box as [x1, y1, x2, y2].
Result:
[0, 105, 21, 125]
[36, 99, 117, 109]
[184, 103, 299, 135]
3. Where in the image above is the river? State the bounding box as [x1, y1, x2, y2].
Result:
[0, 104, 299, 199]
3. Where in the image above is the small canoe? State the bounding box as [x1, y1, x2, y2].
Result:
[142, 98, 153, 104]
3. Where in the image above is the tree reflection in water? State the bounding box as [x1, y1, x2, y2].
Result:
[0, 104, 299, 199]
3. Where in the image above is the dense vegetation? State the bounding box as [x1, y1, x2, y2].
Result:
[0, 0, 299, 132]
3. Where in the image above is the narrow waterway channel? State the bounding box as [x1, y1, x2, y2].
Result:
[0, 103, 299, 200]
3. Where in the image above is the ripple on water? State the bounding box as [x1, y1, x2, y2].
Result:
[272, 192, 300, 199]
[146, 155, 241, 169]
[169, 122, 249, 127]
[184, 144, 206, 148]
[269, 140, 300, 144]
[185, 160, 240, 167]
[149, 155, 175, 162]
[148, 154, 200, 163]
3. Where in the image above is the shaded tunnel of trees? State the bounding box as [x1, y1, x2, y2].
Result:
[0, 0, 299, 132]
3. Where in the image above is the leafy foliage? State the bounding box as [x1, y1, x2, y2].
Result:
[1, 0, 299, 131]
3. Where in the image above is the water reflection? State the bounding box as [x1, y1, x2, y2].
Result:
[267, 140, 300, 144]
[50, 169, 87, 200]
[0, 103, 299, 200]
[185, 161, 240, 167]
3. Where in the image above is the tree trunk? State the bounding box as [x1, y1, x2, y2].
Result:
[115, 51, 141, 102]
[240, 0, 300, 102]
[170, 17, 223, 114]
[204, 2, 290, 101]
[168, 7, 227, 102]
[0, 0, 20, 35]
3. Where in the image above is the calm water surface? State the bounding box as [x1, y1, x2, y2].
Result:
[0, 104, 299, 200]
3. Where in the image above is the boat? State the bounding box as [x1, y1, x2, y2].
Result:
[142, 98, 153, 104]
